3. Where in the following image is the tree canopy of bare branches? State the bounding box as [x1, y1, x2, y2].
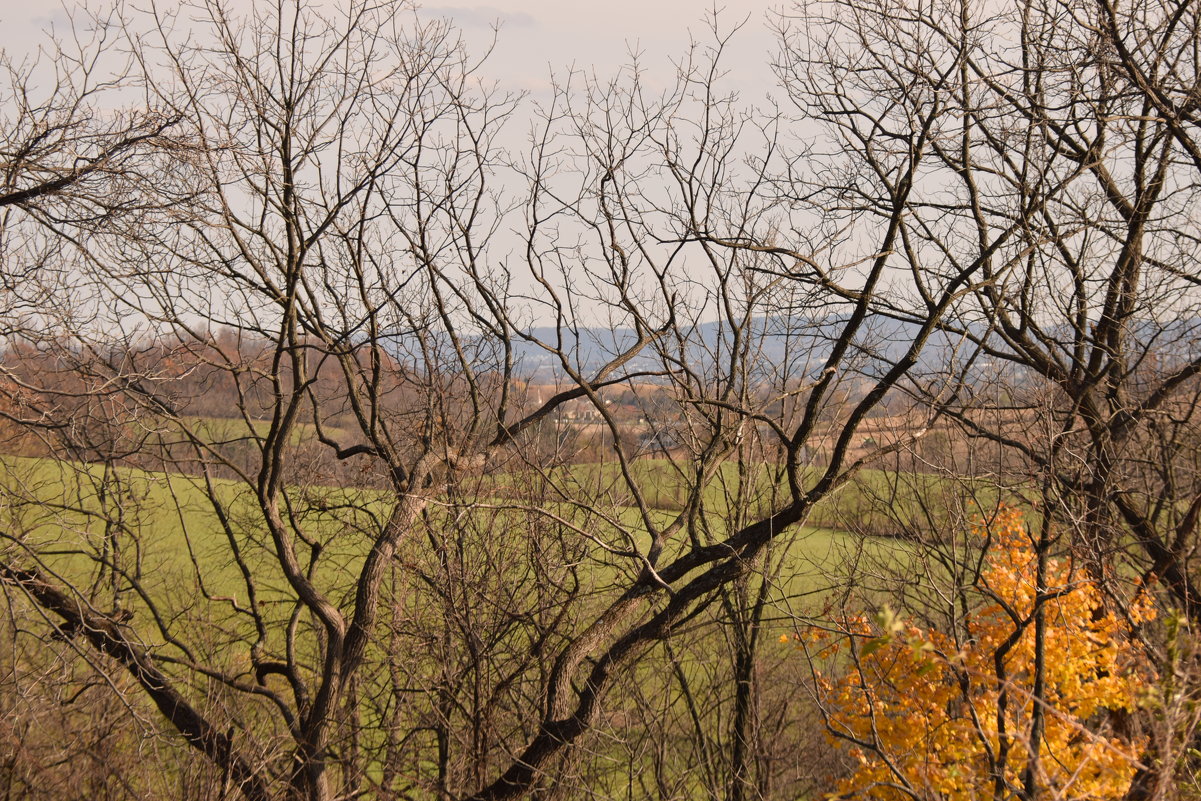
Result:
[3, 0, 1201, 800]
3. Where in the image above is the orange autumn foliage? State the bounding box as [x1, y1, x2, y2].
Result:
[807, 507, 1155, 801]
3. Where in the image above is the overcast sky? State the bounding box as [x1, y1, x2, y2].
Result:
[0, 0, 791, 326]
[422, 1, 781, 96]
[0, 1, 784, 102]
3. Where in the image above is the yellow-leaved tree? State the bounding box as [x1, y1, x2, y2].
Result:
[804, 507, 1155, 800]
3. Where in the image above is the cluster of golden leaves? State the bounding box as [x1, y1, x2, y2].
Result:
[800, 507, 1156, 800]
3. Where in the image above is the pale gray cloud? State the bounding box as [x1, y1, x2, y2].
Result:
[422, 5, 536, 29]
[0, 4, 65, 45]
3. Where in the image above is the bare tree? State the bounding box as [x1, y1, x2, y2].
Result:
[0, 8, 175, 340]
[0, 2, 1056, 800]
[761, 0, 1201, 796]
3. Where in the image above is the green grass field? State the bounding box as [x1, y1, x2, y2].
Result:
[0, 450, 929, 635]
[1, 444, 999, 798]
[484, 457, 1005, 539]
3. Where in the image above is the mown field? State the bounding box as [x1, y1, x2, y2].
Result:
[0, 432, 1015, 798]
[0, 442, 1000, 641]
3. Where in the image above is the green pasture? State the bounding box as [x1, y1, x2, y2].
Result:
[0, 447, 1004, 797]
[0, 455, 381, 636]
[485, 457, 1005, 538]
[0, 436, 1008, 667]
[0, 446, 1008, 629]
